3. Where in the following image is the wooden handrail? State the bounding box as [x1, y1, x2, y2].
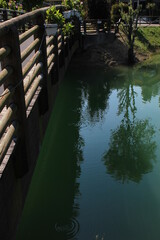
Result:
[0, 46, 11, 60]
[21, 38, 40, 62]
[0, 4, 80, 174]
[0, 121, 18, 164]
[46, 35, 54, 47]
[0, 66, 13, 86]
[25, 74, 43, 108]
[0, 7, 48, 36]
[58, 42, 62, 49]
[0, 86, 13, 112]
[0, 104, 17, 138]
[47, 45, 55, 57]
[24, 62, 43, 93]
[48, 53, 55, 68]
[19, 25, 39, 44]
[58, 34, 62, 42]
[0, 8, 24, 14]
[22, 50, 41, 78]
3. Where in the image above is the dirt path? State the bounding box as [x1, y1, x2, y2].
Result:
[73, 33, 148, 68]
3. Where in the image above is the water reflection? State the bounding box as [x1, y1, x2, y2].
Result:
[81, 70, 111, 123]
[103, 70, 157, 183]
[104, 119, 156, 183]
[134, 56, 160, 102]
[16, 76, 84, 240]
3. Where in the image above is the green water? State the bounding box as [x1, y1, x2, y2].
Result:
[16, 56, 160, 240]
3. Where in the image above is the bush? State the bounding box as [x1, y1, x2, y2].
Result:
[46, 5, 65, 26]
[63, 22, 74, 36]
[63, 0, 87, 18]
[0, 0, 7, 8]
[111, 3, 128, 24]
[63, 0, 74, 10]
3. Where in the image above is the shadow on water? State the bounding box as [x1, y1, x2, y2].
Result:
[16, 74, 84, 240]
[83, 79, 110, 122]
[103, 68, 157, 183]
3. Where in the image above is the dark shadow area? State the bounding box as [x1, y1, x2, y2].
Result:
[16, 74, 84, 240]
[74, 33, 128, 68]
[81, 70, 111, 122]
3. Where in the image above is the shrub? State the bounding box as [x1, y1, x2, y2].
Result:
[46, 5, 65, 26]
[0, 0, 7, 8]
[111, 3, 128, 24]
[63, 0, 87, 18]
[62, 22, 74, 36]
[8, 0, 23, 11]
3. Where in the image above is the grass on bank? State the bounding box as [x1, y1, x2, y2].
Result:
[135, 27, 160, 55]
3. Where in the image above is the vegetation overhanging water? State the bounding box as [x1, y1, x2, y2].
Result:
[16, 55, 160, 240]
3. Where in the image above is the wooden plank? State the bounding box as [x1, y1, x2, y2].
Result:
[0, 104, 17, 138]
[19, 25, 39, 44]
[0, 66, 13, 86]
[0, 46, 11, 61]
[21, 38, 40, 62]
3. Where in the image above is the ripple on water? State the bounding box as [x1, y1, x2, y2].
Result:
[55, 217, 80, 239]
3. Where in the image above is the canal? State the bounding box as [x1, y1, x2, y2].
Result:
[16, 55, 160, 240]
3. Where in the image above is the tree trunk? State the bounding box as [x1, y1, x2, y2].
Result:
[128, 47, 135, 65]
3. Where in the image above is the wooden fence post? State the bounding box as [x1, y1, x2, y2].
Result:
[65, 36, 69, 57]
[34, 13, 49, 115]
[0, 25, 28, 178]
[84, 20, 86, 35]
[75, 18, 81, 47]
[2, 9, 8, 21]
[13, 11, 17, 18]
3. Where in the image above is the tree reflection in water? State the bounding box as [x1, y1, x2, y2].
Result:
[133, 56, 160, 103]
[103, 72, 156, 183]
[104, 119, 156, 183]
[79, 69, 112, 123]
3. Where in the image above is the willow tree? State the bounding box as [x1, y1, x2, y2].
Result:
[119, 1, 141, 64]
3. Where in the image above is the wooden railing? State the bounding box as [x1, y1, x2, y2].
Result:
[81, 19, 111, 34]
[138, 16, 160, 25]
[0, 7, 80, 177]
[0, 8, 24, 22]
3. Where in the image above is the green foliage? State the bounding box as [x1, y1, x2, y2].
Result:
[111, 3, 128, 24]
[62, 22, 74, 36]
[46, 5, 65, 26]
[119, 0, 141, 63]
[8, 0, 23, 11]
[0, 0, 7, 8]
[32, 5, 41, 11]
[0, 0, 23, 10]
[63, 0, 74, 9]
[22, 0, 43, 11]
[104, 119, 156, 183]
[135, 27, 160, 54]
[63, 0, 87, 18]
[146, 2, 156, 16]
[103, 77, 156, 183]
